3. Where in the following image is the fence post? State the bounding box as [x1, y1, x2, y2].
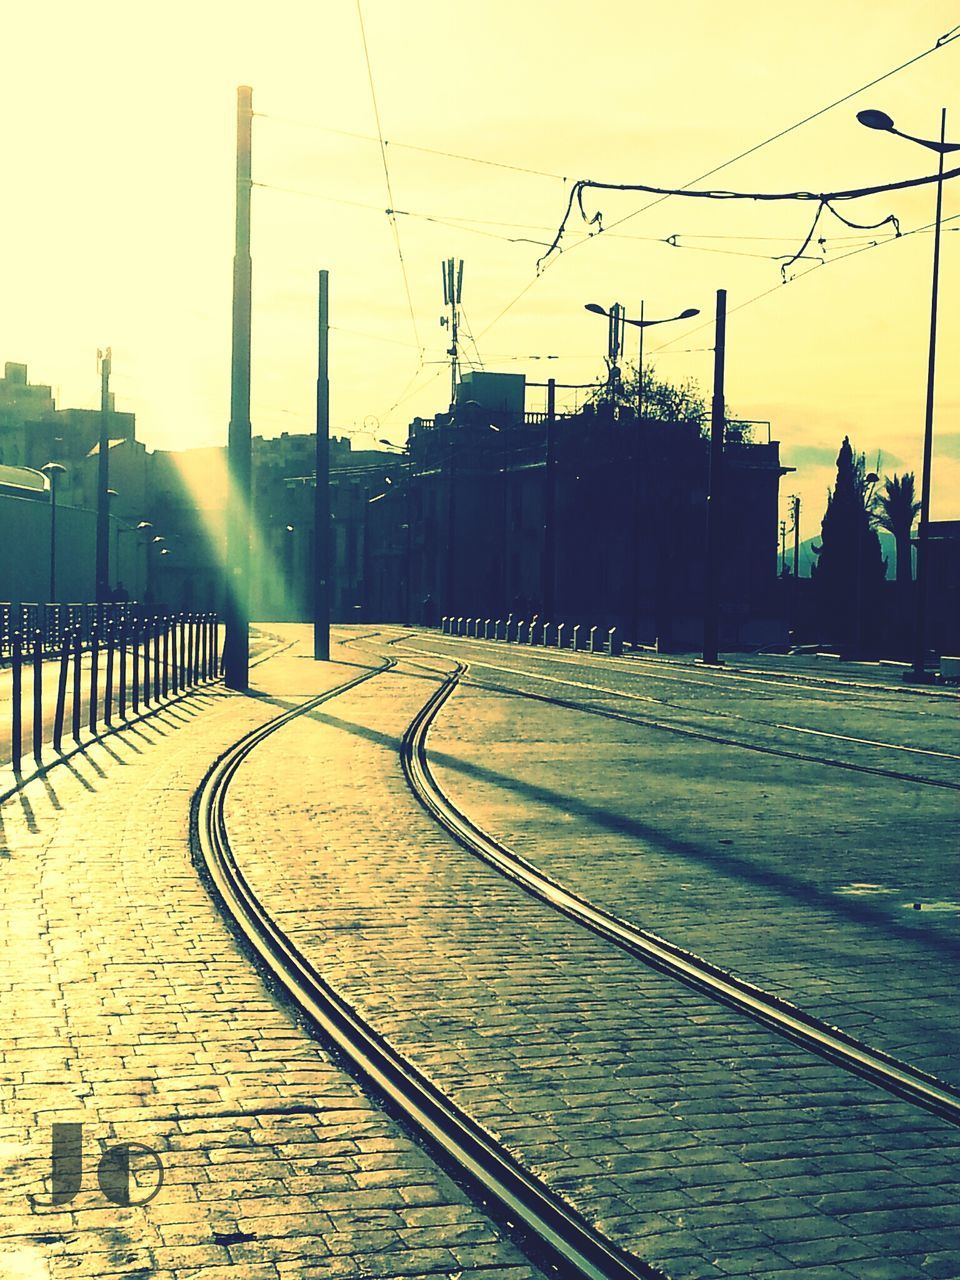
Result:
[162, 617, 170, 698]
[179, 614, 187, 690]
[212, 614, 220, 680]
[104, 622, 115, 728]
[88, 624, 100, 736]
[53, 629, 71, 753]
[132, 620, 141, 716]
[72, 629, 83, 743]
[32, 629, 44, 762]
[201, 613, 209, 680]
[142, 617, 152, 708]
[11, 633, 22, 775]
[119, 618, 128, 719]
[170, 615, 179, 696]
[152, 615, 161, 703]
[191, 614, 199, 686]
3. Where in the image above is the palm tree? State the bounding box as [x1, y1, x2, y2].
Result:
[873, 473, 919, 589]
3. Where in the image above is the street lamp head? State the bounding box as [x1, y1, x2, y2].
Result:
[136, 520, 152, 531]
[584, 303, 607, 317]
[857, 109, 895, 132]
[41, 461, 66, 477]
[678, 308, 700, 319]
[865, 472, 880, 485]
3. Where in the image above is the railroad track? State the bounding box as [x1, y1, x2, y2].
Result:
[399, 659, 960, 1130]
[393, 640, 960, 790]
[194, 657, 663, 1280]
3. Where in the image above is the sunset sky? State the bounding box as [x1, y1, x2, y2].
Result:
[1, 1, 957, 538]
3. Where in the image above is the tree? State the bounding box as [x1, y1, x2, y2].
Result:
[872, 471, 919, 656]
[811, 437, 886, 654]
[872, 472, 919, 589]
[590, 361, 707, 428]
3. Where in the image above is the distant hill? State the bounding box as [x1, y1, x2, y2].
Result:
[790, 529, 911, 579]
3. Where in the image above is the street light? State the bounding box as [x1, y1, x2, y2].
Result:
[41, 462, 66, 602]
[857, 106, 959, 680]
[584, 301, 699, 419]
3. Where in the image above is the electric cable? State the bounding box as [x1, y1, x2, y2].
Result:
[355, 0, 423, 362]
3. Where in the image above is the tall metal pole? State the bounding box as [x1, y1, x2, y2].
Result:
[636, 300, 645, 421]
[95, 349, 111, 601]
[224, 85, 253, 690]
[909, 107, 946, 682]
[702, 288, 727, 665]
[792, 496, 801, 579]
[314, 269, 331, 660]
[542, 378, 556, 621]
[48, 469, 61, 601]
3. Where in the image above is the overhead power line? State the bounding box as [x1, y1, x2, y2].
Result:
[355, 0, 423, 361]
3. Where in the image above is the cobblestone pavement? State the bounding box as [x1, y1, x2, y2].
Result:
[222, 626, 960, 1280]
[0, 644, 545, 1280]
[386, 628, 960, 1087]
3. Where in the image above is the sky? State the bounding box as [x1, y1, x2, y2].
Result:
[1, 1, 958, 543]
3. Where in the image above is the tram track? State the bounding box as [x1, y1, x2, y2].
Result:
[394, 641, 959, 789]
[399, 658, 960, 1130]
[194, 656, 663, 1280]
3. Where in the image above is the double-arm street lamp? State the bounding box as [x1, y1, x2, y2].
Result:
[857, 107, 959, 681]
[584, 301, 699, 418]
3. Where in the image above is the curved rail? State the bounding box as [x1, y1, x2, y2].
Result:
[401, 663, 960, 1129]
[194, 660, 662, 1280]
[396, 642, 959, 790]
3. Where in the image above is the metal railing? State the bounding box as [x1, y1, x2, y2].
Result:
[3, 610, 220, 778]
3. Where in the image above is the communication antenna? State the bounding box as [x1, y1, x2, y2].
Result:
[440, 257, 464, 408]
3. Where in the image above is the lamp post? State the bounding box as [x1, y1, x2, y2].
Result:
[41, 462, 66, 602]
[857, 107, 959, 681]
[584, 302, 699, 419]
[584, 301, 700, 647]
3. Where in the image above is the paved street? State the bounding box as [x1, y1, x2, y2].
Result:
[0, 640, 544, 1280]
[1, 623, 957, 1280]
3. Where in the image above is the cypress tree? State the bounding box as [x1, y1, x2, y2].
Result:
[811, 437, 886, 654]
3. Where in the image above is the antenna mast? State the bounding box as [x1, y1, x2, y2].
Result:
[441, 257, 463, 408]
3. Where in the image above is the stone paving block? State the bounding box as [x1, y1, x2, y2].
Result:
[0, 645, 548, 1280]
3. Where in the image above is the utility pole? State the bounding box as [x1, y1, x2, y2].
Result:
[780, 520, 787, 575]
[542, 378, 556, 621]
[441, 258, 463, 407]
[95, 348, 111, 601]
[224, 85, 253, 690]
[607, 302, 624, 405]
[791, 495, 801, 578]
[702, 288, 727, 665]
[314, 270, 331, 660]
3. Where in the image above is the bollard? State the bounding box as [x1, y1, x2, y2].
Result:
[441, 615, 449, 634]
[88, 625, 100, 736]
[11, 633, 23, 775]
[589, 625, 599, 653]
[542, 621, 552, 647]
[607, 627, 622, 656]
[571, 623, 581, 650]
[104, 623, 116, 727]
[504, 614, 513, 642]
[556, 623, 566, 649]
[528, 615, 539, 644]
[53, 629, 71, 753]
[72, 629, 83, 742]
[484, 619, 494, 640]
